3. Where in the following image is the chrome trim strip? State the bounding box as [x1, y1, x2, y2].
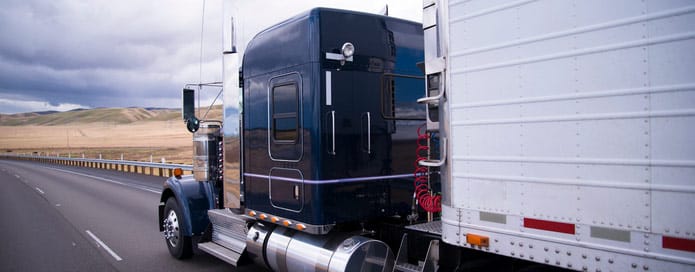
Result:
[325, 52, 353, 62]
[244, 173, 412, 184]
[325, 71, 332, 106]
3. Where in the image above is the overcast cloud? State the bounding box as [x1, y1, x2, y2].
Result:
[0, 0, 421, 114]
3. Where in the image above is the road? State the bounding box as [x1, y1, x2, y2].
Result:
[0, 159, 259, 272]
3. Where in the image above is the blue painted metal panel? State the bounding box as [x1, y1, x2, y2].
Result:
[161, 176, 215, 236]
[242, 8, 424, 226]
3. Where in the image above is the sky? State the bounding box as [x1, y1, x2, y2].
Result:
[0, 0, 422, 114]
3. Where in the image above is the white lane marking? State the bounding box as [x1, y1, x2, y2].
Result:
[43, 167, 160, 194]
[86, 230, 123, 261]
[14, 174, 20, 179]
[35, 187, 45, 195]
[56, 204, 61, 207]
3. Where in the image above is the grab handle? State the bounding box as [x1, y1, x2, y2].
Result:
[330, 110, 336, 155]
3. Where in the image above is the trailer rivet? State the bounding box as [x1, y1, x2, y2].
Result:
[582, 254, 587, 259]
[643, 265, 649, 270]
[632, 263, 638, 268]
[608, 258, 614, 264]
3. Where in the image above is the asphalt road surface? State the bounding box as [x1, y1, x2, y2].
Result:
[0, 159, 261, 272]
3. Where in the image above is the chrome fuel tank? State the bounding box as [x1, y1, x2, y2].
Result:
[246, 223, 394, 272]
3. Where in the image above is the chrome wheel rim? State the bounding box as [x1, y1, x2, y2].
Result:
[163, 210, 180, 247]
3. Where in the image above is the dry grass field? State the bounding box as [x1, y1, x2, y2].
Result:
[0, 107, 222, 164]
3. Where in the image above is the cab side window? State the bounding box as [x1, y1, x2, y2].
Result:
[271, 83, 298, 143]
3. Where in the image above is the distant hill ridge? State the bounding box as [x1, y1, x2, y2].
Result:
[0, 106, 222, 126]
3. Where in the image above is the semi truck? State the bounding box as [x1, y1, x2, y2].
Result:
[159, 1, 695, 271]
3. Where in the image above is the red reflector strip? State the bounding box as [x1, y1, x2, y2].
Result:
[663, 236, 695, 252]
[524, 218, 575, 234]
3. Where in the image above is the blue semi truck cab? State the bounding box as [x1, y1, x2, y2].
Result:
[158, 7, 442, 272]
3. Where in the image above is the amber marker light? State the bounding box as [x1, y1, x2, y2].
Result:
[248, 211, 257, 217]
[259, 214, 268, 220]
[296, 224, 306, 231]
[173, 168, 183, 178]
[271, 217, 279, 223]
[466, 233, 490, 247]
[282, 220, 292, 227]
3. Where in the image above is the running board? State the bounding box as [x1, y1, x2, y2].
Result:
[198, 242, 242, 266]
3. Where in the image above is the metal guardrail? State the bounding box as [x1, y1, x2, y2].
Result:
[0, 154, 193, 177]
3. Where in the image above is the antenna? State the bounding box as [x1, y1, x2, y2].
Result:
[198, 0, 207, 117]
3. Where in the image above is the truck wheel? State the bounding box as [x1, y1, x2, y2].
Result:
[163, 197, 193, 259]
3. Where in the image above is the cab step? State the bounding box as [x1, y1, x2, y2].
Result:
[199, 209, 252, 266]
[198, 242, 243, 266]
[392, 233, 440, 272]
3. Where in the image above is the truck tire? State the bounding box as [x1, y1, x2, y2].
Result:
[163, 197, 193, 259]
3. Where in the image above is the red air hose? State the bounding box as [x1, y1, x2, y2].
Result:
[414, 125, 441, 213]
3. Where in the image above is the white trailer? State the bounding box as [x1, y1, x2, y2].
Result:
[421, 0, 695, 271]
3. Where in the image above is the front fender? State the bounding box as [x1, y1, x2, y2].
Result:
[158, 175, 215, 236]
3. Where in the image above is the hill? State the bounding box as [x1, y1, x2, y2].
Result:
[0, 105, 222, 126]
[0, 105, 223, 163]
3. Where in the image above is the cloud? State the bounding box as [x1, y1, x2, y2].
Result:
[0, 98, 89, 114]
[0, 0, 421, 114]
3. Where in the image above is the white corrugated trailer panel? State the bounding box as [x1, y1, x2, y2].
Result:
[440, 0, 695, 270]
